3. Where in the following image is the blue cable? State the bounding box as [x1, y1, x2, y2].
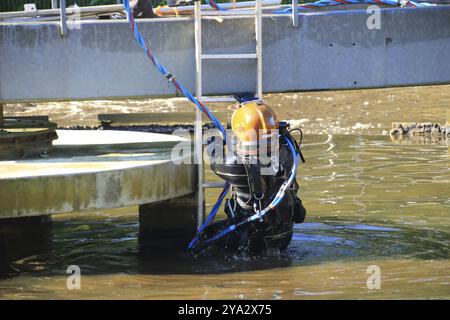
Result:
[206, 0, 227, 11]
[124, 0, 303, 252]
[188, 182, 230, 250]
[274, 0, 433, 13]
[123, 0, 230, 252]
[123, 0, 227, 138]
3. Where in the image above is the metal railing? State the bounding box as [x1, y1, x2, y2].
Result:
[59, 0, 67, 36]
[0, 0, 305, 13]
[0, 1, 300, 42]
[292, 0, 298, 27]
[0, 1, 124, 12]
[1, 1, 75, 12]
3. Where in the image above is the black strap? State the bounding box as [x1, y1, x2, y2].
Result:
[243, 158, 263, 200]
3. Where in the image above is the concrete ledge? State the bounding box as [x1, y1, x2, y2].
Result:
[0, 130, 195, 218]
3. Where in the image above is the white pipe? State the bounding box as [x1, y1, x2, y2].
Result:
[59, 0, 67, 36]
[0, 4, 124, 20]
[0, 1, 282, 21]
[157, 0, 281, 14]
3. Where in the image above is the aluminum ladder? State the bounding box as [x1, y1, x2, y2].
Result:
[193, 0, 263, 228]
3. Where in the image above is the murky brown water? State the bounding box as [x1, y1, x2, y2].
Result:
[0, 134, 448, 299]
[5, 85, 450, 134]
[1, 86, 449, 299]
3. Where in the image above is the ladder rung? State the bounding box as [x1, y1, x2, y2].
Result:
[200, 96, 237, 103]
[203, 182, 226, 189]
[201, 53, 257, 60]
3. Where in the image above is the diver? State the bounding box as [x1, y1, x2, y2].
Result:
[130, 0, 157, 18]
[167, 0, 195, 6]
[188, 99, 307, 255]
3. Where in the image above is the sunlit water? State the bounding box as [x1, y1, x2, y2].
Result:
[0, 134, 448, 299]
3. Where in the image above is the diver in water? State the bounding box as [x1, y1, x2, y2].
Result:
[130, 0, 156, 18]
[188, 99, 307, 256]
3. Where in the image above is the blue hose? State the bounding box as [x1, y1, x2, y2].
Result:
[207, 0, 227, 11]
[274, 0, 434, 13]
[123, 0, 302, 252]
[123, 0, 227, 138]
[187, 182, 230, 250]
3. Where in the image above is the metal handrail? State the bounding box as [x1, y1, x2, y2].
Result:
[292, 0, 299, 27]
[59, 0, 67, 36]
[0, 4, 124, 20]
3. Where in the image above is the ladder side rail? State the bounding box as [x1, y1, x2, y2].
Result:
[255, 0, 263, 99]
[194, 0, 205, 229]
[292, 0, 299, 27]
[195, 0, 265, 227]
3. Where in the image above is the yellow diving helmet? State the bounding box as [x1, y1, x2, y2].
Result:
[231, 100, 279, 143]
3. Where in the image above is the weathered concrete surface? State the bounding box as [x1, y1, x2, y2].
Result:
[1, 6, 449, 102]
[0, 130, 195, 218]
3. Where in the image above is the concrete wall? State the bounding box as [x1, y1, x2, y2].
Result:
[0, 160, 195, 218]
[1, 6, 449, 102]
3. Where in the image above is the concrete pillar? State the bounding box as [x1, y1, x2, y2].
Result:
[138, 193, 197, 251]
[0, 104, 3, 129]
[0, 216, 52, 275]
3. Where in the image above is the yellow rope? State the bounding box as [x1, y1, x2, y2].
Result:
[154, 5, 180, 17]
[172, 6, 180, 17]
[154, 5, 164, 17]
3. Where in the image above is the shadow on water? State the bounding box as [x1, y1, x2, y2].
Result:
[0, 216, 53, 278]
[0, 216, 448, 279]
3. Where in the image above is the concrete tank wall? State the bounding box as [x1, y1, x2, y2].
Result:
[1, 6, 449, 102]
